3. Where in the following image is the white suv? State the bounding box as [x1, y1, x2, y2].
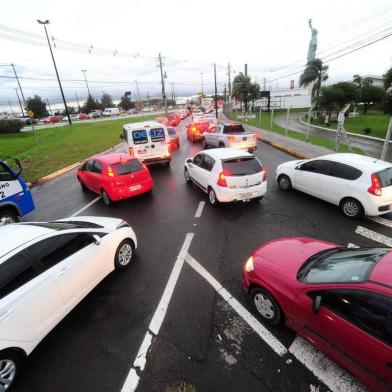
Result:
[184, 148, 267, 205]
[0, 216, 137, 390]
[276, 153, 392, 218]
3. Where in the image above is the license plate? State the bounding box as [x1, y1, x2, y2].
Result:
[138, 150, 146, 154]
[243, 137, 247, 141]
[241, 192, 253, 199]
[129, 185, 142, 191]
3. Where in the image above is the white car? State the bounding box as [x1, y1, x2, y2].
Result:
[0, 216, 137, 390]
[192, 109, 203, 122]
[276, 153, 392, 218]
[184, 148, 267, 205]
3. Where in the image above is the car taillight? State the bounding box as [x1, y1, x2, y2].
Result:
[227, 135, 235, 142]
[368, 173, 382, 196]
[261, 170, 267, 182]
[107, 166, 115, 177]
[129, 147, 134, 156]
[217, 172, 227, 187]
[191, 127, 197, 133]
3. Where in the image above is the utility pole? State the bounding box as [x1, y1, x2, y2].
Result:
[381, 117, 392, 160]
[11, 63, 26, 107]
[227, 63, 232, 98]
[46, 99, 53, 115]
[81, 69, 91, 97]
[200, 72, 204, 96]
[244, 64, 248, 77]
[15, 88, 24, 117]
[214, 63, 218, 120]
[158, 53, 168, 115]
[8, 99, 15, 118]
[134, 80, 141, 109]
[37, 19, 72, 125]
[75, 91, 81, 112]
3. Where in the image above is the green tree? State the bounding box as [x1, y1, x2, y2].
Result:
[299, 59, 329, 107]
[360, 85, 385, 114]
[318, 85, 346, 112]
[61, 106, 75, 116]
[81, 94, 100, 113]
[352, 74, 362, 87]
[334, 82, 360, 104]
[118, 94, 134, 111]
[383, 66, 392, 114]
[26, 95, 48, 118]
[232, 73, 260, 112]
[100, 93, 114, 109]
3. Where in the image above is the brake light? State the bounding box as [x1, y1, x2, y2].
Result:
[191, 127, 197, 132]
[368, 173, 382, 196]
[217, 172, 227, 187]
[227, 135, 235, 142]
[129, 147, 134, 156]
[261, 170, 267, 182]
[107, 166, 115, 177]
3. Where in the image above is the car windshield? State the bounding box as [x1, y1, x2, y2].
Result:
[23, 221, 102, 230]
[222, 157, 262, 176]
[298, 248, 388, 284]
[114, 160, 143, 175]
[376, 167, 392, 188]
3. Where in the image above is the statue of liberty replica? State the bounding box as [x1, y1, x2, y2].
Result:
[307, 19, 318, 62]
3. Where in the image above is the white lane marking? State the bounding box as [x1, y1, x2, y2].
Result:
[185, 254, 288, 357]
[347, 243, 359, 248]
[194, 201, 205, 218]
[289, 336, 367, 392]
[368, 216, 392, 228]
[121, 233, 194, 392]
[70, 196, 101, 217]
[355, 226, 392, 247]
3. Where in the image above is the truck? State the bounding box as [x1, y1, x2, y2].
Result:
[102, 107, 120, 117]
[0, 158, 35, 224]
[202, 122, 257, 152]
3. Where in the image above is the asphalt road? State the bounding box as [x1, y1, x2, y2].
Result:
[13, 118, 392, 392]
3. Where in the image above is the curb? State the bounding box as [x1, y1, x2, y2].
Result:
[31, 142, 125, 187]
[256, 137, 309, 159]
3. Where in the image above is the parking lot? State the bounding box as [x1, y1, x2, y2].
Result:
[12, 117, 392, 391]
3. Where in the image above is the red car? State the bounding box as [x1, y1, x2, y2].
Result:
[77, 153, 153, 206]
[186, 121, 210, 142]
[167, 114, 180, 126]
[156, 116, 169, 125]
[78, 113, 89, 120]
[243, 237, 392, 392]
[44, 116, 61, 123]
[167, 126, 180, 151]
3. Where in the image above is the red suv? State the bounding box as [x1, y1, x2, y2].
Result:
[167, 114, 180, 126]
[77, 153, 153, 206]
[243, 237, 392, 392]
[186, 121, 210, 142]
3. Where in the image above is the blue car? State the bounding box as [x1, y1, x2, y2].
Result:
[0, 159, 35, 224]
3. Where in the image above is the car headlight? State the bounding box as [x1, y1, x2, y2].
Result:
[245, 256, 254, 272]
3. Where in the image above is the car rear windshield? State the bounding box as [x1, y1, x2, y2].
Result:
[222, 157, 262, 176]
[376, 167, 392, 188]
[223, 124, 245, 134]
[298, 248, 387, 284]
[114, 160, 143, 175]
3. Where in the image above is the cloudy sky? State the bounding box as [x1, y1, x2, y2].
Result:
[0, 0, 391, 110]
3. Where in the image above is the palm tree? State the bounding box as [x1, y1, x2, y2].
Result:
[299, 59, 329, 107]
[232, 73, 260, 112]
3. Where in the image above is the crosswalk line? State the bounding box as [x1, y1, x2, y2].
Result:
[367, 216, 392, 228]
[355, 226, 392, 247]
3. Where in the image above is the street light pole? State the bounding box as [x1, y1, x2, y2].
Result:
[200, 72, 204, 97]
[37, 19, 72, 125]
[134, 80, 141, 109]
[11, 63, 26, 107]
[8, 99, 15, 118]
[214, 64, 218, 120]
[15, 88, 24, 117]
[81, 69, 91, 97]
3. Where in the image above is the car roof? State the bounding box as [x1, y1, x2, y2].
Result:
[92, 152, 135, 164]
[0, 224, 54, 259]
[203, 148, 254, 160]
[369, 251, 392, 288]
[123, 121, 163, 130]
[316, 153, 392, 172]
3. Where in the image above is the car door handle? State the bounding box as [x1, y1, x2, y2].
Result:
[0, 309, 14, 321]
[57, 265, 71, 277]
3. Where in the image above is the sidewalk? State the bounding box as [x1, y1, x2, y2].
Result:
[221, 114, 331, 159]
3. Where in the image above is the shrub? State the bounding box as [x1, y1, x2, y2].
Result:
[363, 127, 372, 135]
[0, 119, 24, 134]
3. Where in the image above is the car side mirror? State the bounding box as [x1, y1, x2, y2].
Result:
[312, 295, 322, 314]
[92, 234, 101, 245]
[186, 158, 192, 164]
[295, 164, 302, 170]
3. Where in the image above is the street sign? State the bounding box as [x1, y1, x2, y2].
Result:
[28, 110, 34, 118]
[125, 91, 132, 96]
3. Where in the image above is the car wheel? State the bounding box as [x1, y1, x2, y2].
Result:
[0, 209, 19, 226]
[278, 175, 292, 191]
[0, 350, 23, 391]
[184, 168, 192, 184]
[250, 287, 282, 326]
[78, 177, 87, 192]
[208, 187, 219, 206]
[253, 196, 264, 202]
[101, 189, 112, 206]
[114, 239, 135, 269]
[219, 142, 225, 148]
[202, 138, 208, 149]
[340, 198, 363, 219]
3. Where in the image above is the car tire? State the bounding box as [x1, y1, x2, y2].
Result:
[278, 175, 292, 191]
[114, 239, 135, 269]
[253, 196, 264, 202]
[202, 138, 208, 149]
[184, 168, 192, 184]
[0, 209, 19, 225]
[101, 189, 112, 206]
[250, 287, 282, 326]
[340, 198, 364, 219]
[218, 142, 225, 148]
[208, 187, 219, 206]
[78, 177, 87, 192]
[0, 349, 24, 391]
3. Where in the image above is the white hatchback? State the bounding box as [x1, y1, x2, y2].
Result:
[0, 216, 137, 390]
[184, 148, 267, 205]
[276, 153, 392, 218]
